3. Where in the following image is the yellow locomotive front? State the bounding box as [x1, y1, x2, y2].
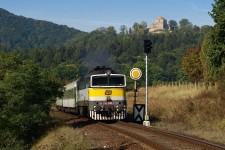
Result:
[88, 68, 127, 120]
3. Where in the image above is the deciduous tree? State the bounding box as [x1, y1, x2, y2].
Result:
[201, 0, 225, 81]
[182, 46, 203, 82]
[168, 20, 178, 30]
[0, 53, 61, 149]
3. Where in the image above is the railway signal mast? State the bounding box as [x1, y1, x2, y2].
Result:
[143, 40, 152, 127]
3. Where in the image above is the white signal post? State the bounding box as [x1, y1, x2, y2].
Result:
[143, 53, 150, 127]
[143, 40, 151, 127]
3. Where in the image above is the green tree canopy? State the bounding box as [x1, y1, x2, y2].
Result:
[0, 52, 62, 149]
[182, 46, 203, 82]
[168, 20, 178, 30]
[179, 18, 192, 28]
[201, 0, 225, 81]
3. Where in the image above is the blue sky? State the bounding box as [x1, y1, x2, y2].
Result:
[0, 0, 215, 32]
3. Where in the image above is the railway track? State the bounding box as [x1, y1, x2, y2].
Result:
[98, 121, 225, 150]
[52, 110, 225, 150]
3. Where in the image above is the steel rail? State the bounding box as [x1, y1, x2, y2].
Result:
[98, 122, 172, 150]
[117, 121, 225, 150]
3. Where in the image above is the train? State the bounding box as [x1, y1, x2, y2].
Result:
[56, 66, 127, 120]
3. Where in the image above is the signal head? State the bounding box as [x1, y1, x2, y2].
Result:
[144, 40, 152, 54]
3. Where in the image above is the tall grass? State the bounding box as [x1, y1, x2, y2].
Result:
[127, 84, 206, 118]
[32, 126, 88, 150]
[126, 84, 225, 143]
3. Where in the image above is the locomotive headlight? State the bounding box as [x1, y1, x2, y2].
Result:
[117, 103, 125, 112]
[94, 105, 102, 112]
[106, 70, 111, 76]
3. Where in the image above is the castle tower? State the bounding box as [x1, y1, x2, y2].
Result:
[149, 17, 169, 32]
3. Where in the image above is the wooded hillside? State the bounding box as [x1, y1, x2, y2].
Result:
[0, 8, 213, 87]
[0, 8, 83, 49]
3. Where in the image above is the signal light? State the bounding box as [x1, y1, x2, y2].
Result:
[144, 40, 152, 54]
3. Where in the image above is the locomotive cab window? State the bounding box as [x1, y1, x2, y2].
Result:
[91, 74, 126, 87]
[109, 76, 124, 86]
[92, 76, 107, 86]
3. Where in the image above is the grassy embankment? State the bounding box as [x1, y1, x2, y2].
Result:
[126, 83, 225, 144]
[33, 83, 225, 149]
[32, 126, 89, 150]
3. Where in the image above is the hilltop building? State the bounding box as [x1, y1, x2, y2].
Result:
[149, 17, 169, 33]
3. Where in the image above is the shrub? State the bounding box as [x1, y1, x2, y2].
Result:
[0, 53, 61, 149]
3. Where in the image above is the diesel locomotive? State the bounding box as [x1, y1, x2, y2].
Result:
[56, 66, 127, 120]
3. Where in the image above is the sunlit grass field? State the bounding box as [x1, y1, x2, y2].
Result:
[32, 126, 89, 150]
[126, 84, 225, 144]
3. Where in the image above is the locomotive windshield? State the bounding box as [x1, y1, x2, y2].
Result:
[91, 75, 125, 87]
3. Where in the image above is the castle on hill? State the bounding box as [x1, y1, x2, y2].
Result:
[149, 17, 169, 33]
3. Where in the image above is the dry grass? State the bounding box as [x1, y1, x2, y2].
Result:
[127, 84, 206, 120]
[153, 121, 225, 144]
[32, 126, 88, 150]
[126, 84, 225, 144]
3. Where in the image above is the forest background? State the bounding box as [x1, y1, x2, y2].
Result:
[0, 8, 212, 89]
